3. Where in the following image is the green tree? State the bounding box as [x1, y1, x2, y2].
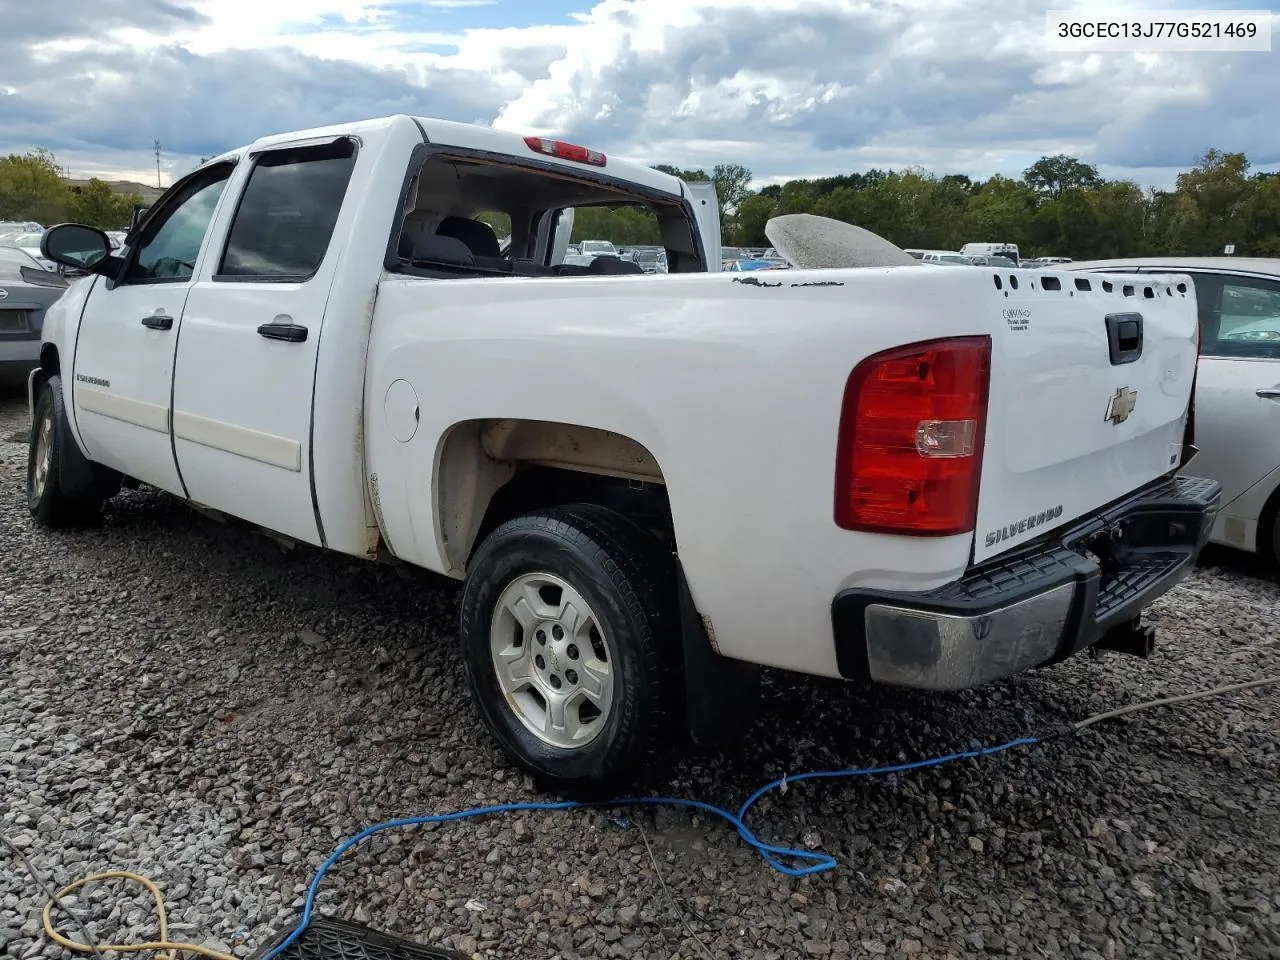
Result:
[963, 175, 1037, 248]
[731, 193, 778, 246]
[1168, 149, 1253, 255]
[651, 164, 709, 182]
[1243, 174, 1280, 256]
[0, 149, 71, 224]
[1023, 155, 1104, 199]
[710, 163, 752, 215]
[67, 178, 142, 229]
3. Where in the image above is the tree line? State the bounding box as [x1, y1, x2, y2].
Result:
[5, 145, 1277, 260]
[0, 149, 146, 230]
[610, 152, 1280, 259]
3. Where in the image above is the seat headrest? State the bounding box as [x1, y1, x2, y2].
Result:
[586, 255, 644, 275]
[404, 233, 475, 267]
[436, 216, 501, 258]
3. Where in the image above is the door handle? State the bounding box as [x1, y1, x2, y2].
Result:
[141, 313, 173, 330]
[1257, 388, 1280, 400]
[257, 322, 308, 343]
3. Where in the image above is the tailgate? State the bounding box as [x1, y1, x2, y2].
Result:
[972, 270, 1199, 564]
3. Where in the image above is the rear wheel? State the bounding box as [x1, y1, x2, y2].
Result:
[459, 503, 679, 795]
[27, 375, 106, 527]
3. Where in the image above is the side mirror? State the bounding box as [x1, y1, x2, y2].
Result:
[130, 204, 150, 233]
[40, 223, 118, 276]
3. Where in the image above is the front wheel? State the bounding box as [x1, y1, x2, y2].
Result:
[459, 503, 679, 795]
[27, 375, 105, 527]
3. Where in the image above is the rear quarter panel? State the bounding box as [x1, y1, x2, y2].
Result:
[367, 266, 1016, 676]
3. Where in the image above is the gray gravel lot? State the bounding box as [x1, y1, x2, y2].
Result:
[1, 387, 1278, 960]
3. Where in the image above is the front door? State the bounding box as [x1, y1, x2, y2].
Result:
[1187, 270, 1280, 510]
[171, 138, 359, 545]
[70, 162, 236, 495]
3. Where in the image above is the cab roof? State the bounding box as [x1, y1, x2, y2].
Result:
[225, 114, 685, 198]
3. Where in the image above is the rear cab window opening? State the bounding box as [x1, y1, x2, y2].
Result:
[389, 150, 703, 280]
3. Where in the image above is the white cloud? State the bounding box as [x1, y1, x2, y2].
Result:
[0, 0, 1275, 189]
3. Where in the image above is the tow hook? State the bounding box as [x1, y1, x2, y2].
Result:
[1093, 617, 1156, 659]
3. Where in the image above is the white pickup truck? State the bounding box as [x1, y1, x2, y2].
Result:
[28, 114, 1220, 791]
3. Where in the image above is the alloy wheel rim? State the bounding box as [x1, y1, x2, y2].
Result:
[489, 572, 615, 749]
[32, 409, 53, 499]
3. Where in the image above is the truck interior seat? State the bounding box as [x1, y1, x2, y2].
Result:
[436, 216, 502, 259]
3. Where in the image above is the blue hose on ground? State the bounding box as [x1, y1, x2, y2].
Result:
[259, 735, 1042, 960]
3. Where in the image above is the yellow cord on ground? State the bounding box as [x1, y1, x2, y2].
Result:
[42, 871, 238, 960]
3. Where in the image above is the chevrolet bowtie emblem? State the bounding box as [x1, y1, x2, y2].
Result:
[1106, 386, 1137, 425]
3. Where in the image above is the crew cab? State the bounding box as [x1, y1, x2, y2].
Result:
[28, 115, 1220, 791]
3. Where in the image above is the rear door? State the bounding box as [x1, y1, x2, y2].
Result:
[69, 162, 236, 495]
[1181, 270, 1280, 509]
[170, 137, 358, 545]
[972, 269, 1199, 563]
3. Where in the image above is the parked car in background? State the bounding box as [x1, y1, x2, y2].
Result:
[1069, 257, 1280, 569]
[961, 242, 1020, 264]
[0, 231, 57, 273]
[917, 250, 973, 265]
[0, 221, 44, 237]
[578, 239, 618, 257]
[0, 245, 68, 385]
[968, 254, 1018, 268]
[725, 256, 785, 272]
[626, 246, 668, 274]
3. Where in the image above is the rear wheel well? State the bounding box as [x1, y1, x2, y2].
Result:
[434, 418, 673, 576]
[40, 344, 60, 375]
[473, 465, 673, 562]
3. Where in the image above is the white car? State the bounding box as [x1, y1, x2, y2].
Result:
[919, 251, 973, 265]
[27, 113, 1218, 790]
[0, 231, 57, 272]
[1070, 257, 1280, 568]
[577, 239, 618, 257]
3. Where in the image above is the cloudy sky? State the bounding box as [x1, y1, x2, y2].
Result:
[2, 0, 1276, 190]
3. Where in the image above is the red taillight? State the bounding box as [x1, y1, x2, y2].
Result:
[835, 336, 991, 535]
[524, 135, 607, 167]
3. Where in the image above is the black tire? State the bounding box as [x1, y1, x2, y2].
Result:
[1264, 506, 1274, 583]
[27, 375, 106, 527]
[1263, 494, 1280, 578]
[459, 503, 679, 795]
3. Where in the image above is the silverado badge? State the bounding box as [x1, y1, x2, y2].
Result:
[1106, 386, 1137, 425]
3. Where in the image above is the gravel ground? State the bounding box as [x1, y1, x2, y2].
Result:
[2, 386, 1278, 960]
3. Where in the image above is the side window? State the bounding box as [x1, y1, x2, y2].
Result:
[125, 165, 233, 283]
[217, 139, 357, 280]
[1196, 274, 1280, 359]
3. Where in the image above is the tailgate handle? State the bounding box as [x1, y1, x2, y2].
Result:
[1105, 312, 1143, 366]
